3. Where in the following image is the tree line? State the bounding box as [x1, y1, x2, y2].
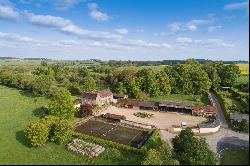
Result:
[0, 59, 241, 99]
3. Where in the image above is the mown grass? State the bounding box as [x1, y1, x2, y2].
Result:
[220, 148, 249, 165]
[0, 85, 142, 165]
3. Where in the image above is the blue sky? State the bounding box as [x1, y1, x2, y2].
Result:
[0, 0, 249, 60]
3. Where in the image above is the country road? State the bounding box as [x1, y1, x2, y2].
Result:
[161, 92, 249, 154]
[205, 92, 249, 153]
[208, 92, 228, 128]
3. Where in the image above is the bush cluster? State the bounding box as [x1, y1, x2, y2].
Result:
[25, 115, 73, 147]
[133, 112, 153, 118]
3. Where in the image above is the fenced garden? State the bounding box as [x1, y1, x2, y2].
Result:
[75, 118, 152, 148]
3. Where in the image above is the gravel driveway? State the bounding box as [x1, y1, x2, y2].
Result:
[99, 106, 206, 129]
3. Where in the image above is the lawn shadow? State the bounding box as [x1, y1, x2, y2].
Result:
[16, 130, 32, 148]
[19, 90, 34, 98]
[200, 94, 210, 105]
[33, 107, 45, 117]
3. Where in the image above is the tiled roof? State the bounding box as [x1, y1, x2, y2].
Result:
[99, 91, 113, 98]
[82, 92, 98, 100]
[139, 101, 158, 108]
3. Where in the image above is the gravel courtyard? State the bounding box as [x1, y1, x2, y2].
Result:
[98, 106, 206, 129]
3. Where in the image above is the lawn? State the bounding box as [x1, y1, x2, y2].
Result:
[149, 93, 210, 105]
[0, 85, 142, 165]
[220, 148, 249, 165]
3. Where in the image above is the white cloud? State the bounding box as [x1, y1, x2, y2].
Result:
[89, 41, 132, 50]
[0, 31, 83, 49]
[87, 2, 98, 10]
[136, 29, 144, 33]
[20, 0, 83, 10]
[0, 5, 19, 20]
[25, 12, 72, 27]
[207, 25, 222, 32]
[61, 40, 80, 45]
[176, 36, 235, 49]
[167, 19, 210, 34]
[89, 10, 110, 21]
[0, 31, 45, 43]
[123, 39, 172, 49]
[87, 2, 111, 21]
[114, 28, 128, 35]
[224, 1, 249, 10]
[25, 12, 121, 41]
[176, 37, 193, 44]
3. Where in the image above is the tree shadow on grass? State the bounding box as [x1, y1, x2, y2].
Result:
[32, 107, 45, 117]
[19, 90, 34, 98]
[16, 130, 32, 148]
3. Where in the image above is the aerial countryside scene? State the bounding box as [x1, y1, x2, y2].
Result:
[0, 0, 249, 165]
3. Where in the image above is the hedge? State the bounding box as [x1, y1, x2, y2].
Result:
[72, 132, 147, 155]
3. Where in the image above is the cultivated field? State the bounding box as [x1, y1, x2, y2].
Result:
[0, 85, 142, 165]
[75, 118, 149, 148]
[99, 106, 206, 129]
[236, 63, 249, 75]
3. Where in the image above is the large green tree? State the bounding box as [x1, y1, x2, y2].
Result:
[81, 76, 96, 92]
[122, 76, 141, 98]
[218, 64, 241, 87]
[48, 88, 76, 120]
[32, 75, 53, 96]
[202, 62, 221, 90]
[172, 128, 217, 165]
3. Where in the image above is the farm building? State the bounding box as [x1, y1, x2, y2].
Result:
[116, 99, 141, 109]
[81, 91, 113, 106]
[139, 101, 158, 110]
[192, 105, 216, 117]
[113, 93, 127, 99]
[102, 113, 126, 122]
[158, 101, 192, 114]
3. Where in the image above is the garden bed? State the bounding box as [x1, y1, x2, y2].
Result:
[133, 112, 153, 118]
[75, 118, 151, 148]
[67, 138, 105, 158]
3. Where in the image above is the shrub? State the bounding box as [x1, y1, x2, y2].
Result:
[141, 149, 164, 165]
[48, 88, 76, 120]
[50, 120, 73, 144]
[133, 112, 153, 118]
[25, 121, 49, 147]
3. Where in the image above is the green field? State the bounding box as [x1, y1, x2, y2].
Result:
[0, 59, 100, 67]
[220, 148, 249, 165]
[149, 93, 210, 105]
[0, 85, 141, 165]
[236, 63, 249, 76]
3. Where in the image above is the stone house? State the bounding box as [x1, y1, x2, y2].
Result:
[81, 91, 113, 106]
